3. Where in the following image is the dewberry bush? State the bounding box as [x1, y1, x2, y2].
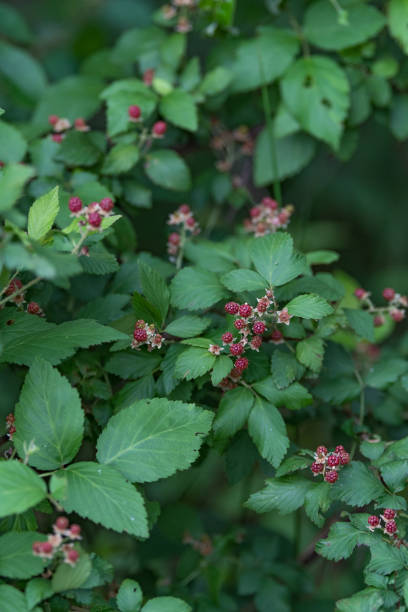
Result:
[1, 0, 408, 610]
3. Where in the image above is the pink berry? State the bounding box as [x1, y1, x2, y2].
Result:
[222, 332, 233, 344]
[316, 446, 327, 457]
[385, 520, 397, 534]
[391, 309, 405, 322]
[368, 515, 380, 527]
[5, 278, 23, 296]
[55, 516, 69, 530]
[250, 206, 261, 218]
[239, 303, 252, 318]
[230, 343, 244, 356]
[128, 105, 141, 120]
[311, 462, 323, 474]
[235, 357, 249, 371]
[234, 319, 246, 330]
[325, 470, 338, 484]
[383, 288, 395, 301]
[179, 204, 190, 214]
[32, 541, 42, 554]
[27, 302, 40, 315]
[335, 445, 344, 453]
[383, 508, 396, 521]
[168, 232, 180, 245]
[48, 114, 59, 126]
[153, 121, 167, 137]
[66, 549, 79, 563]
[339, 451, 350, 465]
[41, 541, 53, 554]
[252, 321, 266, 334]
[185, 216, 195, 228]
[374, 315, 384, 327]
[70, 524, 81, 536]
[69, 196, 82, 213]
[143, 68, 154, 85]
[354, 288, 366, 300]
[327, 454, 340, 467]
[225, 302, 240, 315]
[271, 329, 283, 342]
[133, 328, 147, 342]
[88, 212, 102, 228]
[100, 197, 114, 212]
[262, 196, 278, 210]
[251, 335, 262, 349]
[52, 133, 63, 143]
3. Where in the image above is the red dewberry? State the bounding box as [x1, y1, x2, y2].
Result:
[335, 445, 345, 453]
[32, 541, 42, 554]
[41, 541, 53, 554]
[374, 315, 385, 327]
[100, 197, 114, 212]
[225, 302, 240, 315]
[235, 357, 249, 371]
[234, 319, 246, 330]
[383, 508, 396, 521]
[128, 105, 141, 120]
[230, 367, 243, 378]
[69, 196, 82, 213]
[262, 196, 278, 210]
[27, 302, 40, 315]
[327, 454, 340, 467]
[230, 343, 244, 356]
[179, 204, 190, 214]
[391, 309, 405, 322]
[311, 462, 323, 474]
[153, 121, 167, 137]
[48, 114, 59, 126]
[340, 451, 350, 465]
[133, 328, 147, 342]
[66, 549, 79, 564]
[74, 117, 86, 128]
[222, 332, 233, 344]
[368, 515, 380, 527]
[252, 321, 266, 334]
[88, 211, 102, 228]
[250, 206, 261, 218]
[185, 216, 195, 228]
[5, 278, 23, 296]
[52, 134, 63, 143]
[325, 470, 338, 484]
[385, 520, 397, 534]
[239, 303, 252, 318]
[383, 287, 395, 301]
[55, 516, 69, 531]
[70, 524, 81, 537]
[251, 335, 262, 349]
[271, 329, 283, 342]
[168, 232, 180, 245]
[354, 288, 366, 300]
[316, 445, 327, 457]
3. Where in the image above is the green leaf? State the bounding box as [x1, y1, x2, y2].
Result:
[389, 0, 408, 54]
[254, 130, 316, 186]
[0, 120, 27, 163]
[171, 266, 228, 311]
[275, 454, 311, 478]
[27, 186, 59, 242]
[296, 336, 324, 372]
[117, 579, 143, 612]
[175, 347, 215, 380]
[52, 550, 92, 592]
[246, 476, 312, 514]
[0, 163, 34, 212]
[248, 397, 289, 468]
[304, 482, 331, 527]
[0, 532, 46, 579]
[14, 358, 84, 470]
[142, 597, 192, 612]
[281, 56, 350, 149]
[332, 462, 385, 506]
[254, 377, 312, 411]
[306, 250, 339, 265]
[211, 355, 233, 386]
[102, 143, 140, 175]
[132, 293, 162, 327]
[0, 585, 28, 612]
[0, 461, 46, 518]
[165, 315, 211, 338]
[200, 66, 232, 96]
[25, 578, 53, 609]
[106, 352, 161, 380]
[344, 308, 375, 342]
[221, 269, 266, 292]
[56, 130, 102, 167]
[271, 347, 301, 389]
[390, 94, 408, 140]
[144, 150, 191, 191]
[367, 539, 408, 575]
[97, 398, 212, 482]
[159, 90, 197, 132]
[213, 387, 254, 439]
[52, 461, 148, 537]
[336, 588, 384, 612]
[103, 79, 158, 137]
[316, 521, 364, 561]
[380, 460, 408, 492]
[250, 232, 305, 287]
[0, 3, 32, 43]
[138, 261, 170, 325]
[0, 40, 47, 101]
[304, 1, 385, 51]
[286, 294, 333, 319]
[77, 294, 128, 324]
[365, 358, 408, 389]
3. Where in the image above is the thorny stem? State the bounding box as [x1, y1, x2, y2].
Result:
[0, 276, 43, 308]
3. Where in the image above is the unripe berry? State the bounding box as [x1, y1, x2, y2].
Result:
[133, 328, 147, 342]
[55, 516, 69, 531]
[250, 206, 261, 218]
[48, 114, 59, 126]
[316, 445, 327, 457]
[374, 315, 385, 327]
[311, 462, 323, 474]
[179, 204, 190, 214]
[66, 549, 79, 564]
[69, 196, 82, 213]
[271, 329, 283, 342]
[235, 357, 249, 371]
[153, 121, 167, 137]
[354, 288, 366, 300]
[325, 470, 338, 484]
[222, 332, 233, 344]
[262, 196, 278, 210]
[340, 452, 350, 465]
[368, 515, 380, 527]
[128, 105, 141, 120]
[32, 541, 42, 554]
[5, 278, 23, 296]
[100, 197, 114, 212]
[168, 232, 180, 245]
[230, 343, 244, 356]
[383, 508, 396, 521]
[185, 216, 195, 228]
[383, 287, 395, 301]
[239, 303, 252, 318]
[252, 321, 266, 335]
[27, 302, 40, 315]
[225, 301, 240, 315]
[250, 335, 262, 349]
[335, 445, 344, 453]
[70, 524, 81, 537]
[52, 133, 63, 143]
[234, 319, 246, 330]
[327, 454, 340, 467]
[143, 68, 154, 86]
[41, 541, 53, 554]
[385, 519, 397, 534]
[391, 308, 405, 322]
[88, 211, 102, 228]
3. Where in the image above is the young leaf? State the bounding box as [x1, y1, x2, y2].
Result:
[211, 355, 233, 386]
[175, 347, 215, 380]
[248, 397, 289, 468]
[159, 90, 197, 131]
[52, 551, 92, 592]
[246, 476, 313, 514]
[286, 294, 333, 319]
[250, 232, 305, 286]
[0, 532, 46, 579]
[138, 260, 170, 325]
[171, 266, 228, 311]
[0, 461, 47, 518]
[97, 398, 213, 482]
[296, 336, 324, 372]
[27, 186, 60, 242]
[344, 308, 375, 342]
[142, 597, 192, 612]
[14, 358, 84, 470]
[117, 579, 143, 612]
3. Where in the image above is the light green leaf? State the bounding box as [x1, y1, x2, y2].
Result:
[246, 476, 313, 514]
[336, 588, 384, 612]
[0, 120, 27, 163]
[296, 336, 324, 372]
[0, 163, 35, 212]
[165, 315, 211, 338]
[27, 186, 59, 242]
[159, 90, 197, 132]
[390, 94, 408, 140]
[221, 269, 266, 292]
[0, 532, 46, 579]
[344, 308, 375, 342]
[117, 579, 143, 612]
[52, 550, 92, 592]
[275, 455, 311, 478]
[144, 150, 191, 191]
[250, 232, 305, 287]
[211, 355, 233, 386]
[389, 0, 408, 54]
[254, 377, 312, 411]
[0, 40, 47, 101]
[271, 347, 302, 389]
[171, 266, 228, 311]
[286, 293, 333, 319]
[138, 261, 170, 325]
[213, 387, 254, 439]
[0, 585, 28, 612]
[25, 578, 53, 609]
[175, 347, 215, 380]
[102, 143, 140, 175]
[142, 597, 192, 612]
[0, 461, 46, 518]
[306, 250, 339, 265]
[332, 462, 385, 506]
[52, 461, 148, 537]
[199, 66, 232, 96]
[248, 397, 289, 467]
[14, 358, 84, 470]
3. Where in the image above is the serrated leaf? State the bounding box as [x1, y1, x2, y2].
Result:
[0, 532, 46, 579]
[365, 358, 408, 389]
[171, 266, 228, 311]
[97, 398, 213, 482]
[271, 347, 301, 389]
[380, 460, 408, 492]
[138, 261, 170, 325]
[165, 315, 211, 338]
[286, 294, 333, 319]
[102, 143, 140, 175]
[254, 377, 312, 410]
[25, 578, 53, 609]
[0, 585, 28, 612]
[304, 482, 331, 527]
[52, 550, 92, 592]
[211, 355, 233, 386]
[159, 90, 197, 132]
[27, 186, 59, 242]
[117, 579, 143, 612]
[14, 358, 84, 470]
[52, 461, 148, 537]
[144, 150, 191, 192]
[336, 588, 384, 612]
[221, 269, 266, 292]
[275, 455, 311, 478]
[344, 308, 375, 342]
[332, 462, 384, 506]
[246, 476, 313, 514]
[175, 347, 215, 380]
[389, 0, 408, 54]
[248, 397, 289, 468]
[316, 521, 363, 561]
[250, 232, 305, 287]
[0, 461, 46, 518]
[0, 163, 35, 212]
[213, 387, 254, 439]
[367, 539, 408, 575]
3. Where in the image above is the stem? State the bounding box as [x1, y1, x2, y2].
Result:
[176, 226, 186, 270]
[0, 269, 20, 299]
[350, 368, 365, 459]
[260, 83, 282, 205]
[71, 230, 89, 255]
[0, 276, 42, 308]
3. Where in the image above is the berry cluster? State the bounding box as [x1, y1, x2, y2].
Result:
[5, 413, 15, 440]
[167, 204, 200, 261]
[48, 115, 90, 143]
[131, 319, 164, 351]
[27, 301, 44, 317]
[310, 445, 350, 484]
[3, 278, 24, 305]
[127, 105, 168, 139]
[68, 196, 114, 231]
[161, 0, 196, 33]
[32, 516, 81, 567]
[354, 286, 408, 325]
[210, 121, 254, 174]
[243, 198, 294, 237]
[367, 509, 398, 537]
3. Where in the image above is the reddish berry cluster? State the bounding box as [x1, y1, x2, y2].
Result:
[162, 1, 195, 32]
[243, 197, 294, 237]
[48, 115, 90, 143]
[167, 204, 200, 261]
[5, 413, 15, 440]
[32, 516, 81, 566]
[367, 509, 398, 537]
[310, 445, 350, 484]
[68, 196, 114, 232]
[27, 301, 44, 317]
[3, 278, 24, 305]
[127, 104, 167, 138]
[354, 286, 408, 325]
[210, 121, 254, 174]
[131, 319, 164, 351]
